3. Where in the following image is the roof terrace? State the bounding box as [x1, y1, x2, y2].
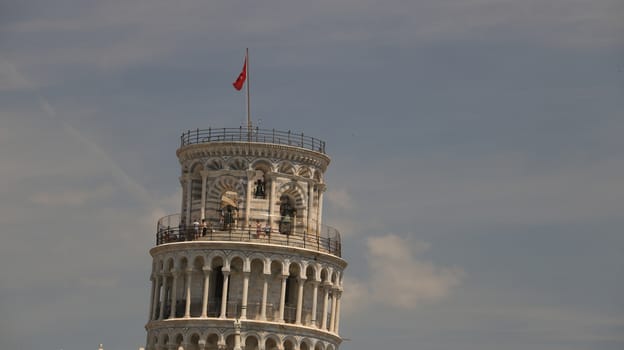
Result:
[180, 127, 327, 154]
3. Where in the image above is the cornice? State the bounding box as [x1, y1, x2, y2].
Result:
[176, 142, 331, 171]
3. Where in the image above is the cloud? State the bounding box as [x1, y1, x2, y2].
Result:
[342, 234, 463, 314]
[367, 235, 463, 307]
[326, 188, 353, 210]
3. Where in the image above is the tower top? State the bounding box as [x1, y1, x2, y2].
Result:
[179, 127, 327, 154]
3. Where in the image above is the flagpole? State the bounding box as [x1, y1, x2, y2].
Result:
[246, 48, 251, 141]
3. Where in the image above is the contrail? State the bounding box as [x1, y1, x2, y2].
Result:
[2, 58, 154, 206]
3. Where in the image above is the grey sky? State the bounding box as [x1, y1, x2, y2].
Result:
[1, 1, 623, 349]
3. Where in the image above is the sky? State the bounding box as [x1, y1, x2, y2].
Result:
[0, 1, 623, 349]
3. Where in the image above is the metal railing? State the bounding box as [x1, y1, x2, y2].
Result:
[156, 214, 342, 257]
[180, 127, 327, 154]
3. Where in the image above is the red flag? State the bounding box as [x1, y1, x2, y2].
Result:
[232, 58, 247, 91]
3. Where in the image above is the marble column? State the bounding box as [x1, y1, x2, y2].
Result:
[240, 271, 250, 319]
[260, 273, 269, 321]
[184, 269, 193, 318]
[219, 270, 230, 319]
[169, 271, 179, 319]
[279, 274, 287, 323]
[159, 274, 168, 320]
[295, 277, 306, 325]
[201, 267, 211, 318]
[310, 280, 319, 327]
[321, 284, 330, 330]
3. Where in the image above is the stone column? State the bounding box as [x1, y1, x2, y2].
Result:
[317, 184, 326, 235]
[334, 290, 342, 333]
[184, 268, 193, 318]
[151, 274, 161, 320]
[169, 271, 179, 319]
[201, 267, 211, 318]
[245, 170, 254, 228]
[260, 273, 269, 321]
[219, 270, 230, 319]
[310, 280, 319, 327]
[200, 171, 208, 220]
[269, 176, 276, 229]
[307, 182, 314, 231]
[279, 274, 287, 323]
[240, 271, 250, 319]
[198, 340, 206, 350]
[185, 176, 192, 226]
[148, 274, 156, 321]
[159, 274, 168, 320]
[329, 289, 337, 332]
[295, 277, 306, 325]
[321, 283, 330, 330]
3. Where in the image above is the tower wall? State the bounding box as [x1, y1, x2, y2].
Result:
[145, 129, 346, 350]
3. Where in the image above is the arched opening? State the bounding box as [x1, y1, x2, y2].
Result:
[244, 335, 259, 350]
[225, 334, 235, 350]
[209, 257, 225, 317]
[284, 263, 301, 324]
[279, 194, 297, 235]
[248, 258, 265, 319]
[160, 335, 169, 350]
[284, 339, 295, 350]
[265, 338, 279, 350]
[228, 257, 245, 318]
[268, 260, 283, 321]
[190, 256, 205, 317]
[189, 163, 204, 222]
[300, 341, 310, 350]
[220, 191, 239, 231]
[304, 265, 317, 325]
[173, 334, 184, 350]
[188, 333, 200, 350]
[206, 334, 219, 350]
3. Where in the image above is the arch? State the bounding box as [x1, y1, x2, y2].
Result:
[228, 255, 247, 273]
[206, 158, 224, 170]
[298, 166, 312, 178]
[205, 333, 219, 350]
[277, 160, 296, 175]
[299, 339, 311, 350]
[173, 333, 184, 347]
[276, 183, 307, 234]
[225, 334, 235, 350]
[264, 335, 280, 350]
[187, 333, 201, 350]
[160, 334, 170, 350]
[243, 334, 260, 350]
[165, 258, 175, 272]
[314, 342, 325, 350]
[226, 157, 248, 171]
[190, 161, 204, 174]
[283, 338, 296, 350]
[251, 158, 273, 173]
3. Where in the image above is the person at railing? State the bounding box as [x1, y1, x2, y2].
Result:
[256, 220, 263, 237]
[193, 218, 200, 239]
[201, 219, 208, 237]
[221, 205, 237, 231]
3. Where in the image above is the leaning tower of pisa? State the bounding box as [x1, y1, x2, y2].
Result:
[145, 127, 346, 350]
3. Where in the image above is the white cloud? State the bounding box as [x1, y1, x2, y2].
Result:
[326, 188, 353, 210]
[367, 235, 463, 308]
[343, 234, 463, 315]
